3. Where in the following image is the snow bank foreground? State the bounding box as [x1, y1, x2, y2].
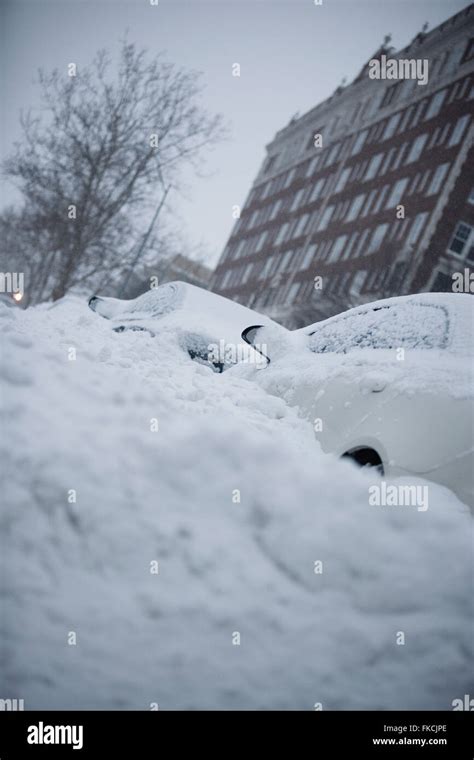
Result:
[1, 298, 472, 710]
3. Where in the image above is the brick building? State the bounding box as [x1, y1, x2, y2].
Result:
[211, 4, 474, 327]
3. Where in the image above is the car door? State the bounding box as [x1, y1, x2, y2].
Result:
[284, 350, 396, 464]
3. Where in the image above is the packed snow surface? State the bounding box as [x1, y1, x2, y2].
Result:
[1, 295, 472, 710]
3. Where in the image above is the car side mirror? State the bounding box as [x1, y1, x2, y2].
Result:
[241, 325, 270, 365]
[241, 322, 293, 365]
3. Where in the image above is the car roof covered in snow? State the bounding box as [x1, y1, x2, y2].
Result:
[90, 281, 281, 362]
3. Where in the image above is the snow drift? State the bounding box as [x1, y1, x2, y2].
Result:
[0, 296, 472, 710]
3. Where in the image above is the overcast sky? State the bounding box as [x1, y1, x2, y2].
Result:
[1, 0, 470, 266]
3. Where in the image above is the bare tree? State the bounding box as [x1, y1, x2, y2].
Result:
[1, 41, 224, 305]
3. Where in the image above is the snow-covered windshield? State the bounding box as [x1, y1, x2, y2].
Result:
[308, 302, 449, 354]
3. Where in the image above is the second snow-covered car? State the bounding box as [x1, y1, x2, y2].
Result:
[241, 293, 474, 509]
[88, 280, 274, 372]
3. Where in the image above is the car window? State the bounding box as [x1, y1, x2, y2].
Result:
[308, 303, 449, 354]
[181, 332, 228, 373]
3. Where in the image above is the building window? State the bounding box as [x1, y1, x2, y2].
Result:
[293, 247, 305, 270]
[300, 243, 318, 269]
[349, 162, 360, 182]
[387, 221, 398, 240]
[426, 163, 450, 196]
[324, 143, 340, 167]
[419, 169, 432, 193]
[427, 127, 441, 149]
[354, 229, 370, 257]
[280, 248, 295, 272]
[221, 270, 232, 288]
[255, 230, 268, 253]
[247, 210, 259, 229]
[358, 160, 370, 180]
[408, 171, 420, 194]
[350, 270, 367, 295]
[326, 174, 338, 198]
[437, 122, 451, 146]
[398, 105, 415, 133]
[424, 89, 447, 120]
[327, 235, 348, 263]
[368, 122, 379, 142]
[382, 112, 402, 140]
[391, 142, 408, 171]
[449, 77, 472, 102]
[284, 168, 296, 188]
[448, 114, 471, 146]
[274, 222, 290, 246]
[468, 186, 474, 204]
[371, 184, 389, 214]
[233, 239, 247, 259]
[410, 99, 427, 128]
[339, 233, 355, 261]
[269, 199, 283, 220]
[317, 204, 334, 231]
[318, 240, 330, 261]
[396, 215, 411, 240]
[448, 221, 473, 256]
[293, 213, 310, 238]
[431, 271, 454, 293]
[386, 177, 409, 208]
[368, 223, 389, 253]
[306, 155, 321, 176]
[461, 38, 474, 64]
[351, 129, 368, 156]
[289, 187, 306, 212]
[287, 282, 301, 304]
[339, 198, 352, 219]
[334, 166, 352, 193]
[407, 212, 429, 246]
[346, 193, 366, 222]
[332, 200, 343, 221]
[338, 199, 351, 220]
[241, 263, 254, 284]
[362, 188, 377, 217]
[380, 146, 396, 174]
[364, 153, 384, 181]
[264, 255, 280, 280]
[405, 133, 428, 164]
[309, 177, 325, 203]
[380, 82, 403, 109]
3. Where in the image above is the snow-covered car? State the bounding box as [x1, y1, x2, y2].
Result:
[88, 280, 274, 372]
[241, 293, 474, 509]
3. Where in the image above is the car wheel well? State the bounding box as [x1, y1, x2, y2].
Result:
[342, 446, 384, 474]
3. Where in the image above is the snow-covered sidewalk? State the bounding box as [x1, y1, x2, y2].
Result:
[1, 298, 472, 709]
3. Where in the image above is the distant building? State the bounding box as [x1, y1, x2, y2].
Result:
[122, 253, 212, 299]
[159, 253, 212, 289]
[211, 4, 474, 327]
